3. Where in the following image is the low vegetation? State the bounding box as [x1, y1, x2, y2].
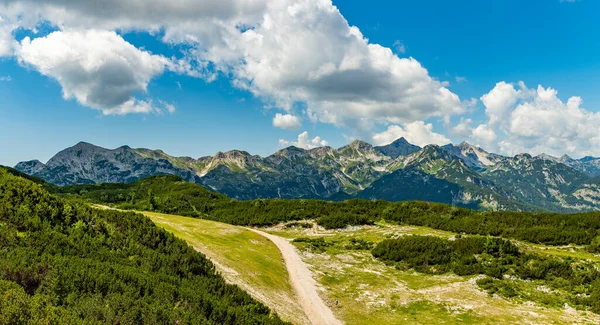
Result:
[265, 222, 600, 324]
[372, 235, 600, 313]
[0, 167, 287, 324]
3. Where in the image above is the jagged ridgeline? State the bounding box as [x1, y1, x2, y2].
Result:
[58, 174, 600, 248]
[0, 167, 288, 325]
[15, 139, 600, 212]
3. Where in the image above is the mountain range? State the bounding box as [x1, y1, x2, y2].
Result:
[14, 139, 600, 212]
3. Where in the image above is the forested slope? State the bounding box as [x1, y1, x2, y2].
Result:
[0, 167, 287, 324]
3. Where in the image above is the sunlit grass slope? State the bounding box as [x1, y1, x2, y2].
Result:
[142, 212, 310, 325]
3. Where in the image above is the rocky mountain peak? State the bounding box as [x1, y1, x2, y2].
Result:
[416, 145, 454, 161]
[345, 140, 373, 151]
[560, 154, 574, 162]
[457, 141, 475, 149]
[308, 146, 334, 158]
[274, 146, 307, 159]
[375, 137, 421, 158]
[14, 160, 46, 175]
[513, 153, 533, 164]
[214, 150, 251, 159]
[537, 153, 557, 161]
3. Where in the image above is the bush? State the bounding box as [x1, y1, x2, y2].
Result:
[345, 238, 374, 250]
[292, 237, 332, 253]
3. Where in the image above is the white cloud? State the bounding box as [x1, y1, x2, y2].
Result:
[17, 30, 171, 115]
[455, 76, 467, 83]
[279, 131, 328, 149]
[2, 0, 465, 127]
[471, 124, 497, 146]
[480, 81, 521, 127]
[393, 40, 406, 54]
[372, 121, 450, 147]
[0, 75, 11, 81]
[450, 118, 473, 138]
[272, 113, 301, 130]
[0, 15, 16, 56]
[223, 2, 465, 128]
[0, 0, 268, 31]
[479, 82, 600, 157]
[158, 100, 176, 114]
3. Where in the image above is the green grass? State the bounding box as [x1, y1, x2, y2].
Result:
[142, 211, 309, 325]
[519, 242, 600, 262]
[265, 221, 600, 325]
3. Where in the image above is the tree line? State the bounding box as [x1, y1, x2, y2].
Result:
[58, 174, 600, 247]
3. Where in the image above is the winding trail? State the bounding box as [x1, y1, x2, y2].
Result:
[247, 229, 343, 325]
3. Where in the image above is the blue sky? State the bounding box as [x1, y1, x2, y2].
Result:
[1, 0, 599, 166]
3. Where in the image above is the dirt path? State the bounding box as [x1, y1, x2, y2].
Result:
[248, 229, 343, 325]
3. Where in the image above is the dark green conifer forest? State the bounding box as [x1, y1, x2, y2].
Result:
[0, 167, 287, 324]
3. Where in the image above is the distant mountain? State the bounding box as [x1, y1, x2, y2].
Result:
[364, 145, 527, 210]
[14, 139, 600, 212]
[441, 142, 504, 170]
[15, 142, 202, 186]
[558, 155, 600, 177]
[483, 153, 593, 211]
[375, 137, 421, 158]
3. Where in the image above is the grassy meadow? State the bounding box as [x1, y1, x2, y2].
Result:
[265, 221, 600, 325]
[142, 212, 310, 325]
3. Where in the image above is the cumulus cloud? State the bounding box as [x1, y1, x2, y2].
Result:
[223, 1, 465, 128]
[0, 0, 267, 31]
[450, 118, 473, 137]
[279, 131, 328, 149]
[1, 0, 465, 125]
[272, 113, 302, 130]
[471, 124, 497, 146]
[480, 81, 523, 127]
[17, 30, 172, 115]
[479, 82, 600, 157]
[0, 15, 16, 56]
[372, 121, 450, 147]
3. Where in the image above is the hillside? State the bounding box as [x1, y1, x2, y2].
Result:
[0, 167, 287, 324]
